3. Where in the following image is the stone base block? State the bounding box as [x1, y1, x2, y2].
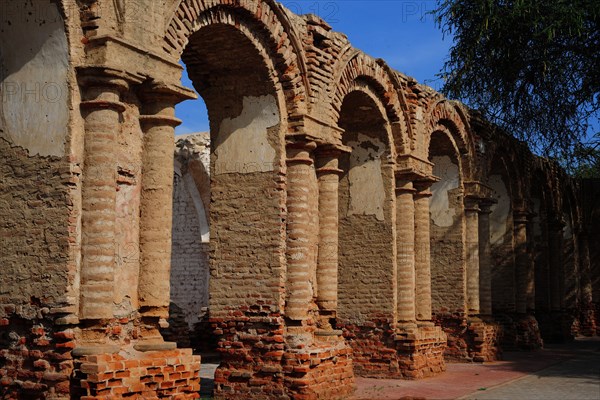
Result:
[577, 306, 597, 337]
[537, 311, 575, 343]
[467, 318, 502, 362]
[283, 335, 355, 400]
[497, 313, 544, 349]
[338, 320, 446, 380]
[71, 344, 201, 399]
[212, 312, 354, 400]
[433, 314, 469, 362]
[394, 323, 447, 379]
[338, 319, 398, 378]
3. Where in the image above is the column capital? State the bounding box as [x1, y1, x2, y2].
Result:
[513, 208, 533, 223]
[314, 142, 352, 157]
[395, 154, 434, 182]
[478, 198, 497, 214]
[137, 80, 197, 108]
[286, 137, 317, 167]
[464, 197, 481, 213]
[413, 177, 438, 196]
[77, 66, 141, 92]
[395, 179, 416, 195]
[464, 181, 494, 201]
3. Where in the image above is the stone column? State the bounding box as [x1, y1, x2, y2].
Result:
[137, 85, 191, 318]
[526, 216, 537, 312]
[578, 231, 596, 335]
[514, 209, 529, 314]
[396, 178, 417, 326]
[315, 147, 343, 316]
[286, 140, 317, 321]
[478, 201, 494, 317]
[465, 198, 481, 316]
[78, 70, 128, 319]
[414, 184, 433, 322]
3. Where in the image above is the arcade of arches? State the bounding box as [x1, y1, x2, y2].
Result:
[1, 1, 599, 399]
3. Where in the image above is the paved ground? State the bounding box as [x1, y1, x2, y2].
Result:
[199, 337, 600, 399]
[353, 337, 600, 400]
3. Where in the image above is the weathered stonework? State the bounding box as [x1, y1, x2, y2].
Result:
[2, 1, 599, 399]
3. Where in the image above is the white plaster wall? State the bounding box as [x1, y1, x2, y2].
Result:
[489, 174, 510, 245]
[347, 134, 386, 221]
[0, 1, 69, 157]
[430, 155, 460, 227]
[214, 95, 279, 174]
[183, 173, 210, 242]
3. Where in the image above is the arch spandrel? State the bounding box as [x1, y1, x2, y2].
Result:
[163, 0, 309, 119]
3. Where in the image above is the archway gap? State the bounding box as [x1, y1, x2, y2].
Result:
[329, 53, 409, 155]
[423, 101, 476, 183]
[163, 1, 309, 119]
[336, 87, 398, 325]
[428, 125, 468, 316]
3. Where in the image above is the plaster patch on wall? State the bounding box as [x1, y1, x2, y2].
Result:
[214, 95, 279, 175]
[430, 156, 460, 227]
[0, 1, 69, 157]
[183, 173, 210, 242]
[347, 133, 386, 221]
[489, 174, 510, 245]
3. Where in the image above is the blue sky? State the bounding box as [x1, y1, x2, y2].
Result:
[175, 1, 451, 135]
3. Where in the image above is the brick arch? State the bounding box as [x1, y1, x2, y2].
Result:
[337, 83, 397, 158]
[329, 53, 410, 154]
[424, 101, 476, 182]
[486, 143, 525, 203]
[162, 0, 309, 118]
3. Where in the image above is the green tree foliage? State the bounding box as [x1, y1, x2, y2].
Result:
[433, 0, 600, 173]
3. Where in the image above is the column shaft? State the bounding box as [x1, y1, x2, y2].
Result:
[465, 199, 480, 315]
[138, 102, 181, 316]
[548, 224, 564, 311]
[478, 203, 493, 316]
[79, 80, 126, 319]
[316, 150, 342, 314]
[396, 180, 416, 324]
[414, 188, 432, 321]
[526, 218, 536, 311]
[514, 212, 529, 314]
[286, 141, 317, 320]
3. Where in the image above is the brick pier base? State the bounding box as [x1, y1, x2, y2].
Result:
[71, 343, 201, 399]
[395, 323, 447, 379]
[339, 320, 446, 379]
[466, 318, 502, 362]
[211, 308, 354, 399]
[497, 313, 544, 349]
[537, 311, 575, 344]
[575, 305, 597, 337]
[435, 315, 503, 362]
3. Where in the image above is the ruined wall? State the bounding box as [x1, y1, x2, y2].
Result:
[338, 132, 396, 324]
[2, 1, 598, 398]
[430, 155, 466, 315]
[489, 173, 516, 312]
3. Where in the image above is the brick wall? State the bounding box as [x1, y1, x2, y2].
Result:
[0, 138, 78, 398]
